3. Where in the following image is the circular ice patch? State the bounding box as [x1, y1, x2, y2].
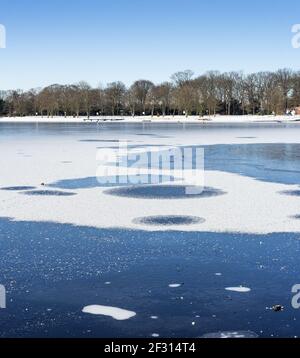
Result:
[1, 186, 36, 191]
[133, 215, 205, 226]
[104, 185, 225, 200]
[201, 331, 258, 339]
[23, 190, 77, 197]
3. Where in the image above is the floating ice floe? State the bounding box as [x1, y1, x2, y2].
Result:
[169, 283, 183, 288]
[225, 286, 251, 293]
[82, 305, 136, 320]
[152, 333, 160, 338]
[201, 331, 258, 339]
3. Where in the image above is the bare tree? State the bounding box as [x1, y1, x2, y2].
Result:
[77, 81, 93, 119]
[131, 80, 154, 114]
[125, 87, 137, 117]
[105, 82, 126, 116]
[154, 82, 173, 116]
[171, 70, 194, 87]
[275, 69, 293, 112]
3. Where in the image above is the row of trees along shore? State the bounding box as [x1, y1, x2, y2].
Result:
[1, 69, 300, 118]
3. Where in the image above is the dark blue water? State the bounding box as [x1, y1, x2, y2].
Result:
[0, 217, 300, 338]
[1, 122, 300, 338]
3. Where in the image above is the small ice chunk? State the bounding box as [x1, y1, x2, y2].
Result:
[225, 286, 251, 293]
[82, 305, 136, 320]
[169, 283, 182, 288]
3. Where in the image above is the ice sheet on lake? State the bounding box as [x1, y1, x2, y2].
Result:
[2, 124, 300, 234]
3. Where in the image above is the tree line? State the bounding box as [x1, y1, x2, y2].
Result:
[1, 69, 300, 118]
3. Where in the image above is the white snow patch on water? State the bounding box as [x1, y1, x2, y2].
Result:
[82, 305, 136, 320]
[225, 287, 251, 293]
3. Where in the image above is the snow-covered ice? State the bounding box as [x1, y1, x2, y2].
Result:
[1, 114, 300, 124]
[1, 122, 300, 234]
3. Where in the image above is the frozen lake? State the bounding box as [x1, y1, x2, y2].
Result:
[0, 122, 300, 338]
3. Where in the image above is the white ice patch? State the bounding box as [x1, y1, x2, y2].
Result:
[225, 287, 251, 293]
[201, 330, 258, 339]
[82, 305, 136, 320]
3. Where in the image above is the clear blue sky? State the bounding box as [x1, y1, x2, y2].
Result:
[0, 0, 300, 90]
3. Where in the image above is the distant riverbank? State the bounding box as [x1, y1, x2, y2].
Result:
[1, 115, 300, 124]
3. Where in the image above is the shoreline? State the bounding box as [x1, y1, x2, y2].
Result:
[1, 115, 300, 124]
